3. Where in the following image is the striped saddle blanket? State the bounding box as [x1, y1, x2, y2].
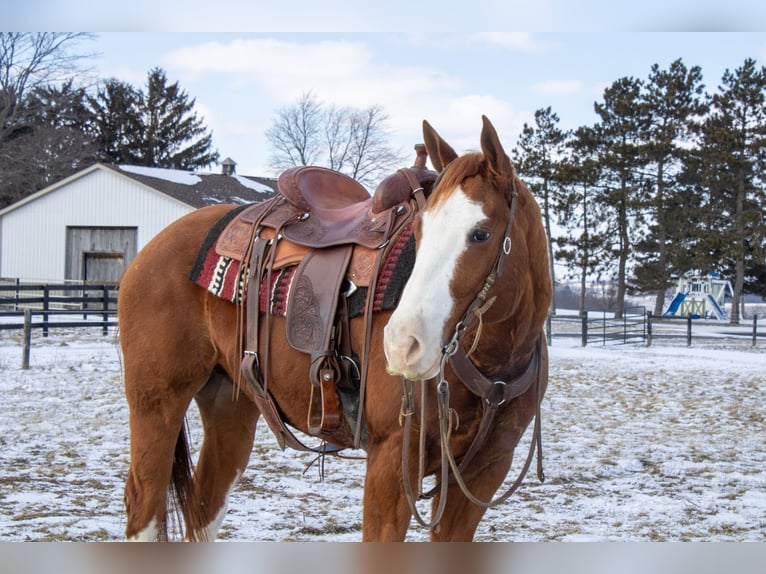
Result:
[189, 206, 415, 318]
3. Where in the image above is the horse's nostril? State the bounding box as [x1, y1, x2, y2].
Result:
[405, 335, 424, 365]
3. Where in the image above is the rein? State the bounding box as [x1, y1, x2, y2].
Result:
[399, 177, 546, 530]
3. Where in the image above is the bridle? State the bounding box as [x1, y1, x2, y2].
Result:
[399, 174, 546, 530]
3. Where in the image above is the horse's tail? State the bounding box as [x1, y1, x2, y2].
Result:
[168, 421, 210, 541]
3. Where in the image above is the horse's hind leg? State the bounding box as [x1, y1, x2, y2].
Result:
[187, 368, 260, 541]
[123, 364, 199, 541]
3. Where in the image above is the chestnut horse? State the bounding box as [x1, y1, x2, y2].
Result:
[119, 116, 551, 541]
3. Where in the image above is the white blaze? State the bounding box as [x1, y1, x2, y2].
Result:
[384, 188, 485, 380]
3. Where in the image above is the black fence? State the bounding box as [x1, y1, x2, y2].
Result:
[2, 282, 762, 350]
[0, 282, 118, 336]
[580, 306, 647, 346]
[549, 307, 763, 347]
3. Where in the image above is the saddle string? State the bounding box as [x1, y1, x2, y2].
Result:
[464, 295, 497, 359]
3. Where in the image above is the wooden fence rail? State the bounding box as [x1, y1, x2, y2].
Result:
[0, 283, 119, 336]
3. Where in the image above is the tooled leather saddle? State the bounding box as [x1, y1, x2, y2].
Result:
[217, 146, 436, 452]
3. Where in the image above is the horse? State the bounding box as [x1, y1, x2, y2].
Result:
[118, 115, 551, 542]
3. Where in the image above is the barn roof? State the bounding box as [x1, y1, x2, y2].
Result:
[106, 164, 278, 208]
[0, 162, 278, 217]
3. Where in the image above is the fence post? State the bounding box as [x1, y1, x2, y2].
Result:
[646, 311, 653, 347]
[43, 285, 50, 337]
[686, 314, 692, 347]
[22, 309, 32, 369]
[753, 315, 758, 347]
[623, 310, 628, 343]
[581, 311, 588, 347]
[102, 285, 109, 335]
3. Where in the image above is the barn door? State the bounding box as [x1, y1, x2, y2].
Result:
[84, 253, 125, 283]
[65, 227, 137, 284]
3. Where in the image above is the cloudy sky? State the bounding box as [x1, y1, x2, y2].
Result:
[7, 2, 766, 176]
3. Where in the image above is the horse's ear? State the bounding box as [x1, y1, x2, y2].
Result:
[480, 115, 514, 179]
[422, 120, 458, 173]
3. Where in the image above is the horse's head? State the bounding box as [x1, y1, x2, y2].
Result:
[384, 116, 550, 381]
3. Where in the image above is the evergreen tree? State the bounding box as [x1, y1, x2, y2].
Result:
[89, 78, 144, 165]
[89, 68, 219, 169]
[592, 76, 649, 318]
[555, 126, 607, 314]
[141, 68, 218, 169]
[633, 58, 709, 315]
[698, 58, 766, 323]
[512, 107, 567, 312]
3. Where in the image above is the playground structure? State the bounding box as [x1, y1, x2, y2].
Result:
[663, 271, 733, 321]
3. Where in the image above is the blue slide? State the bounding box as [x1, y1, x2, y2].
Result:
[705, 294, 729, 321]
[663, 292, 686, 316]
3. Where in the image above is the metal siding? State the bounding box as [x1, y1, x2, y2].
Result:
[0, 168, 193, 281]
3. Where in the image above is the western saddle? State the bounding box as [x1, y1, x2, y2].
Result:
[217, 146, 436, 452]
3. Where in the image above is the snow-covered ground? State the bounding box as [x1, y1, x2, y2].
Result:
[0, 325, 763, 542]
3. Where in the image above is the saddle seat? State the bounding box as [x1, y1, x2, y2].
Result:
[278, 166, 371, 212]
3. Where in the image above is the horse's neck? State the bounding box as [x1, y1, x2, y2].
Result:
[469, 312, 541, 381]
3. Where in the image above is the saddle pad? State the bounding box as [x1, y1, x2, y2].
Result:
[190, 209, 416, 318]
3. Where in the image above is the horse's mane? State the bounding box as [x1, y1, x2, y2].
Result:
[429, 153, 483, 209]
[430, 152, 516, 209]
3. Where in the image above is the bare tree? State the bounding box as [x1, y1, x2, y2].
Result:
[266, 93, 406, 189]
[344, 105, 405, 188]
[266, 91, 323, 172]
[0, 32, 94, 145]
[324, 103, 353, 172]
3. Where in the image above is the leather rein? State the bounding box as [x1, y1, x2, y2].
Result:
[399, 177, 546, 530]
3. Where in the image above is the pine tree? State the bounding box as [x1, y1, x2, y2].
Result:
[633, 58, 709, 315]
[555, 126, 607, 314]
[89, 78, 144, 165]
[592, 76, 649, 318]
[698, 58, 766, 323]
[512, 107, 567, 312]
[89, 68, 219, 170]
[141, 68, 218, 169]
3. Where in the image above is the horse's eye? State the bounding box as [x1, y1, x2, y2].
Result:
[470, 228, 491, 243]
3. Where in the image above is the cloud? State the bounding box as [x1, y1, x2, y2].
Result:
[158, 35, 534, 172]
[532, 79, 584, 95]
[413, 95, 533, 153]
[474, 32, 542, 52]
[164, 37, 457, 103]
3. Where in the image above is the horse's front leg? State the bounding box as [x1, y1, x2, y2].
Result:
[362, 436, 412, 541]
[430, 413, 534, 541]
[428, 458, 509, 541]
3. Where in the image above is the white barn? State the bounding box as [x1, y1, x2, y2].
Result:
[0, 162, 277, 283]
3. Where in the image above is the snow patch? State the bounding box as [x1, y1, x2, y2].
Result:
[118, 165, 202, 185]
